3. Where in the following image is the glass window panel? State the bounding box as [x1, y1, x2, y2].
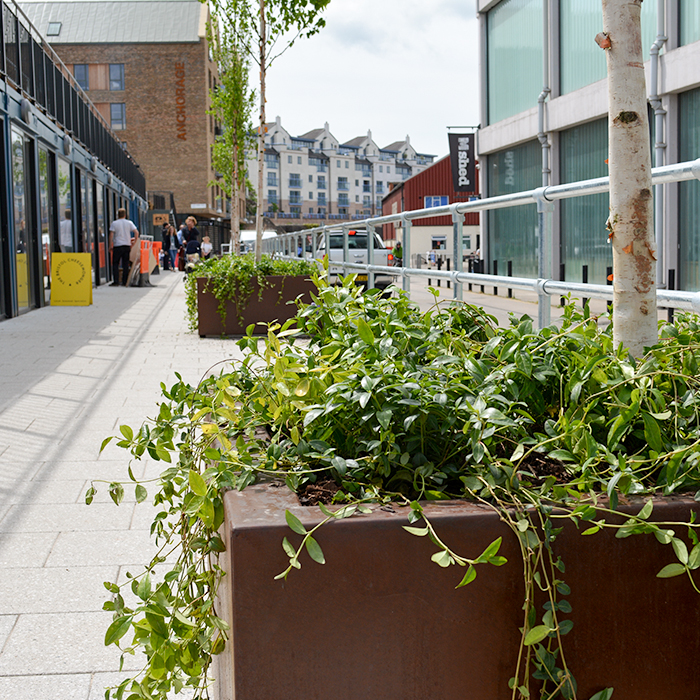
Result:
[12, 128, 32, 311]
[58, 159, 73, 252]
[487, 140, 541, 278]
[679, 88, 700, 291]
[560, 118, 611, 285]
[487, 0, 543, 124]
[681, 0, 700, 45]
[109, 63, 125, 91]
[110, 103, 126, 130]
[560, 0, 657, 95]
[73, 64, 88, 90]
[38, 148, 56, 302]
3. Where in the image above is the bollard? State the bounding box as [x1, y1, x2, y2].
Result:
[507, 260, 513, 299]
[468, 257, 473, 292]
[668, 269, 676, 324]
[436, 256, 442, 287]
[446, 257, 451, 289]
[480, 259, 485, 294]
[606, 266, 613, 312]
[559, 263, 565, 307]
[493, 260, 498, 296]
[582, 265, 588, 310]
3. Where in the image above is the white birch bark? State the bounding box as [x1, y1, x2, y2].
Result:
[254, 0, 266, 263]
[600, 0, 657, 356]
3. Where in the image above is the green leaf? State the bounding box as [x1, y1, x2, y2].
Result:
[119, 425, 134, 442]
[403, 526, 430, 537]
[305, 536, 325, 564]
[134, 484, 147, 503]
[582, 525, 600, 536]
[654, 528, 675, 544]
[356, 318, 375, 344]
[672, 538, 689, 565]
[109, 482, 124, 506]
[657, 563, 686, 578]
[376, 409, 392, 431]
[456, 565, 476, 588]
[188, 470, 207, 497]
[137, 574, 151, 601]
[637, 499, 653, 520]
[431, 550, 453, 567]
[99, 436, 113, 453]
[475, 537, 503, 564]
[282, 538, 298, 564]
[515, 350, 532, 377]
[285, 510, 307, 535]
[105, 615, 132, 646]
[588, 689, 614, 700]
[303, 407, 325, 427]
[524, 625, 551, 646]
[688, 543, 700, 570]
[85, 486, 96, 505]
[642, 413, 664, 453]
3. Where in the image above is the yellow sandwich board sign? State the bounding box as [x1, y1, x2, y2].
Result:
[50, 253, 93, 306]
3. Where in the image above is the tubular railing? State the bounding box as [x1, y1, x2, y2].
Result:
[261, 157, 700, 325]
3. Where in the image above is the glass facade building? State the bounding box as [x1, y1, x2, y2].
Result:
[559, 119, 610, 284]
[560, 1, 657, 95]
[487, 140, 541, 277]
[681, 0, 700, 45]
[487, 0, 543, 124]
[679, 87, 700, 291]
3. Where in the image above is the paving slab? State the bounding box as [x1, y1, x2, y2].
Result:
[0, 673, 92, 700]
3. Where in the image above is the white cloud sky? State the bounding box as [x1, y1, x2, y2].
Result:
[263, 0, 480, 160]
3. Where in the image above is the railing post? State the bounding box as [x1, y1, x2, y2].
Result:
[437, 256, 442, 287]
[401, 215, 411, 294]
[452, 207, 464, 301]
[533, 187, 554, 329]
[493, 260, 498, 296]
[366, 221, 376, 290]
[582, 265, 588, 309]
[668, 268, 675, 323]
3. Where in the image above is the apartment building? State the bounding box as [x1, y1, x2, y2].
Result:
[246, 117, 435, 229]
[477, 0, 700, 290]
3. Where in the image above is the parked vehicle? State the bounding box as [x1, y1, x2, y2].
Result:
[315, 228, 396, 290]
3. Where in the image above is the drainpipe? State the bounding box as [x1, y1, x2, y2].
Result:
[536, 0, 552, 329]
[537, 0, 551, 189]
[649, 0, 667, 286]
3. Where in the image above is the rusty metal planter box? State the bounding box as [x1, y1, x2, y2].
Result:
[216, 484, 700, 700]
[196, 276, 315, 337]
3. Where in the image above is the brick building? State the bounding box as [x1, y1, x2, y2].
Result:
[20, 0, 230, 236]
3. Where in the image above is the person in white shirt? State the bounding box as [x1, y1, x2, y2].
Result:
[59, 209, 73, 252]
[109, 208, 139, 286]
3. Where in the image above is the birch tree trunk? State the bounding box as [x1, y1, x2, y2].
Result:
[255, 0, 266, 263]
[600, 0, 657, 357]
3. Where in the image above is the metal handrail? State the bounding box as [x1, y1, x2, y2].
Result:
[261, 157, 700, 323]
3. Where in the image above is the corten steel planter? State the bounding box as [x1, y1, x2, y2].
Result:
[196, 276, 315, 337]
[215, 483, 700, 700]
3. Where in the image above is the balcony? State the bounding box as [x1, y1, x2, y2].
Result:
[278, 212, 301, 219]
[337, 183, 349, 191]
[362, 185, 371, 193]
[288, 179, 302, 189]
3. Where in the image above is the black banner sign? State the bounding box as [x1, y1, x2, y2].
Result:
[448, 133, 476, 193]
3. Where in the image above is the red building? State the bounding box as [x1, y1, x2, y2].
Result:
[381, 155, 480, 259]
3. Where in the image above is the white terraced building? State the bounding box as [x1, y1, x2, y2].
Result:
[246, 117, 435, 227]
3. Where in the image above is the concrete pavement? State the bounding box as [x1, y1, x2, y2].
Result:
[0, 270, 243, 699]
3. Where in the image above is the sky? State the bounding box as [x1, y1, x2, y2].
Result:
[264, 0, 481, 160]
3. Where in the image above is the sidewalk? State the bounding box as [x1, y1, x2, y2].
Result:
[0, 270, 244, 699]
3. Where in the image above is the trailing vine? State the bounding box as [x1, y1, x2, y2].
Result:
[89, 273, 700, 700]
[183, 252, 316, 331]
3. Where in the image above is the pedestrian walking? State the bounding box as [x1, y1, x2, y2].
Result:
[109, 208, 139, 286]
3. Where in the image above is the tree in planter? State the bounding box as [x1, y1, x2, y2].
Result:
[597, 0, 656, 356]
[207, 8, 255, 255]
[215, 0, 331, 261]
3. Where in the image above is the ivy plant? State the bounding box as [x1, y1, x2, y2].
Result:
[184, 252, 316, 331]
[90, 272, 700, 700]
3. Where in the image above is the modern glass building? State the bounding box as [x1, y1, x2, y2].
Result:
[478, 0, 700, 290]
[0, 0, 146, 320]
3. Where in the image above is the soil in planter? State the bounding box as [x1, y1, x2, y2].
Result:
[297, 478, 340, 506]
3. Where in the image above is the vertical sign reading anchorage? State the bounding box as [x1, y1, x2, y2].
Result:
[448, 133, 476, 193]
[175, 62, 186, 141]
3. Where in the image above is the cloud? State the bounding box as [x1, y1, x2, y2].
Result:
[263, 0, 480, 158]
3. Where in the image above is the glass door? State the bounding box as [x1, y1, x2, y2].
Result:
[38, 147, 57, 304]
[11, 127, 34, 313]
[95, 181, 107, 285]
[57, 157, 73, 252]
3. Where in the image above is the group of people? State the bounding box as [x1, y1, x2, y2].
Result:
[108, 211, 215, 287]
[161, 217, 213, 272]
